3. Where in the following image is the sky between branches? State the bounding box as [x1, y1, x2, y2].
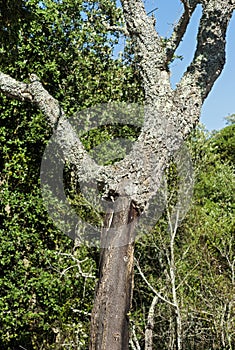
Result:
[116, 0, 235, 131]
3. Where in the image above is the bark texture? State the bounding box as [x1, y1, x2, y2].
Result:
[0, 1, 234, 349]
[89, 199, 138, 350]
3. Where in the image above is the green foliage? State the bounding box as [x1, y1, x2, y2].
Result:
[1, 0, 142, 109]
[1, 0, 234, 348]
[0, 180, 97, 349]
[225, 114, 235, 125]
[0, 0, 143, 348]
[209, 124, 235, 165]
[131, 124, 235, 349]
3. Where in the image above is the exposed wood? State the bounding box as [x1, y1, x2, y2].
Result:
[89, 199, 139, 350]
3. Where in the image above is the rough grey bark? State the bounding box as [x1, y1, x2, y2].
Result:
[121, 0, 234, 128]
[0, 1, 234, 349]
[0, 73, 100, 183]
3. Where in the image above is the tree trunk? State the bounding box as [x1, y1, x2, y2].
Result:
[89, 198, 139, 350]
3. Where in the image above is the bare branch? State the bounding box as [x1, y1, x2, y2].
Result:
[130, 324, 141, 350]
[176, 262, 200, 290]
[57, 253, 95, 279]
[165, 1, 198, 63]
[166, 205, 183, 350]
[147, 7, 158, 16]
[145, 295, 158, 350]
[134, 258, 176, 308]
[0, 72, 176, 214]
[102, 22, 129, 36]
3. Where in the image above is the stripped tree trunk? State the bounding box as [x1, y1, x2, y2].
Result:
[89, 200, 138, 349]
[0, 1, 234, 349]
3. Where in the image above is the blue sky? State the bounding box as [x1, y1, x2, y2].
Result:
[117, 0, 235, 131]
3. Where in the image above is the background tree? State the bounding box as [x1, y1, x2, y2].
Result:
[130, 124, 234, 350]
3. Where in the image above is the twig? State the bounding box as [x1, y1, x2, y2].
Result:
[134, 258, 175, 307]
[57, 252, 95, 279]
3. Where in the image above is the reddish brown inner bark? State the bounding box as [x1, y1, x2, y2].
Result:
[89, 200, 139, 350]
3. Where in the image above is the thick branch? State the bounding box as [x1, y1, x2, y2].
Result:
[0, 72, 175, 213]
[176, 1, 234, 100]
[0, 72, 101, 182]
[173, 0, 235, 132]
[0, 72, 33, 102]
[120, 0, 168, 98]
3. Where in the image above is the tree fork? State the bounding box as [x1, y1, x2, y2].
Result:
[89, 199, 139, 350]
